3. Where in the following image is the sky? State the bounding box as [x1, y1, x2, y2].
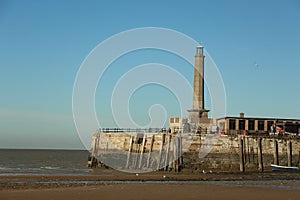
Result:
[0, 0, 300, 149]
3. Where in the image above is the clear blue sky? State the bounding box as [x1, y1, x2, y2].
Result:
[0, 0, 299, 149]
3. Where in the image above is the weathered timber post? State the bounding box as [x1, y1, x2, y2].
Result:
[257, 138, 263, 172]
[126, 135, 134, 169]
[298, 151, 300, 169]
[157, 133, 165, 170]
[164, 134, 172, 171]
[175, 136, 180, 172]
[172, 136, 177, 171]
[178, 135, 183, 171]
[133, 137, 140, 169]
[146, 135, 154, 168]
[243, 136, 247, 164]
[287, 140, 292, 167]
[273, 139, 279, 165]
[247, 137, 251, 163]
[138, 134, 147, 169]
[239, 138, 245, 172]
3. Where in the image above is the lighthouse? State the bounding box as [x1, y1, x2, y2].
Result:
[188, 45, 210, 131]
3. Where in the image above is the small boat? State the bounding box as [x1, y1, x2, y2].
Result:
[271, 164, 299, 172]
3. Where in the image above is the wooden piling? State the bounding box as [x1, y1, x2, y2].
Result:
[164, 134, 172, 171]
[257, 138, 263, 172]
[146, 135, 154, 168]
[273, 139, 279, 165]
[133, 138, 139, 169]
[173, 137, 177, 171]
[157, 134, 165, 170]
[178, 135, 183, 171]
[174, 136, 179, 172]
[287, 140, 292, 167]
[243, 136, 247, 164]
[126, 135, 134, 169]
[247, 137, 251, 163]
[239, 138, 245, 172]
[298, 151, 300, 169]
[138, 134, 146, 169]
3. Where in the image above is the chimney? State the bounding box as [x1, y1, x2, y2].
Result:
[240, 113, 245, 118]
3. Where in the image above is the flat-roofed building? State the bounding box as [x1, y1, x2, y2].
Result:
[217, 113, 300, 135]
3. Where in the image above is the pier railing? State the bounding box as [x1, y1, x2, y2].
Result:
[96, 128, 166, 133]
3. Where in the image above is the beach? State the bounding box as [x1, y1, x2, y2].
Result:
[1, 172, 300, 200]
[2, 183, 300, 200]
[1, 149, 300, 199]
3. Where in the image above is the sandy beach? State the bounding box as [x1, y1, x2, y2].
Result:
[1, 172, 300, 200]
[2, 183, 300, 200]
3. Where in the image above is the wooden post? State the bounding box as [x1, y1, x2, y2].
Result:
[164, 134, 172, 171]
[157, 134, 165, 170]
[257, 138, 263, 172]
[178, 135, 183, 171]
[138, 134, 146, 169]
[287, 140, 292, 167]
[126, 135, 133, 168]
[243, 136, 247, 164]
[174, 136, 179, 172]
[239, 138, 245, 172]
[298, 151, 300, 169]
[133, 138, 139, 169]
[146, 135, 154, 168]
[173, 136, 177, 171]
[247, 137, 251, 163]
[273, 139, 279, 165]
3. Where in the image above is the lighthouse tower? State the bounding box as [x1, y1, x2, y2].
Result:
[188, 45, 210, 131]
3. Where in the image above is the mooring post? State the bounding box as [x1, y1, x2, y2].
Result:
[157, 133, 165, 170]
[257, 138, 263, 172]
[239, 138, 245, 172]
[126, 135, 134, 169]
[287, 140, 292, 167]
[273, 139, 279, 165]
[146, 135, 154, 168]
[164, 134, 172, 171]
[138, 134, 146, 169]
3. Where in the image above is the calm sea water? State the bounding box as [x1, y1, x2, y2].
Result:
[0, 149, 96, 175]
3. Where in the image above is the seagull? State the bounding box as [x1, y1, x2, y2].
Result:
[209, 170, 213, 173]
[202, 170, 206, 174]
[254, 62, 261, 70]
[136, 173, 139, 176]
[163, 175, 167, 178]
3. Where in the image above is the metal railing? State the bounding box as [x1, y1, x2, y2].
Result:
[96, 128, 165, 133]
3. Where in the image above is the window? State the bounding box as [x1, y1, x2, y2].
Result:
[258, 120, 264, 131]
[175, 118, 179, 123]
[229, 119, 236, 130]
[267, 121, 273, 131]
[248, 120, 255, 130]
[239, 120, 245, 130]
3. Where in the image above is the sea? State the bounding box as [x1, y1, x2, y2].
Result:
[0, 149, 96, 175]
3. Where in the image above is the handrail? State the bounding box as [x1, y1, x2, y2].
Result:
[96, 128, 166, 133]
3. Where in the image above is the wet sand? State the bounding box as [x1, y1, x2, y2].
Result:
[2, 183, 300, 200]
[1, 172, 300, 200]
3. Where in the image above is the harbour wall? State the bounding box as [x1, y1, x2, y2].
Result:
[89, 132, 300, 172]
